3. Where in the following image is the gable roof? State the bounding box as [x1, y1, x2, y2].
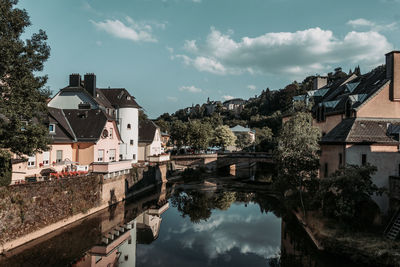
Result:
[99, 88, 141, 109]
[63, 109, 108, 142]
[321, 117, 400, 144]
[139, 120, 159, 144]
[48, 107, 76, 143]
[230, 125, 252, 133]
[315, 67, 388, 116]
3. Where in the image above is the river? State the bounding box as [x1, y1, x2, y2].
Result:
[0, 179, 364, 267]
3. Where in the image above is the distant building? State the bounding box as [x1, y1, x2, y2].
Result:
[138, 120, 162, 162]
[204, 97, 222, 115]
[230, 125, 256, 142]
[223, 98, 246, 112]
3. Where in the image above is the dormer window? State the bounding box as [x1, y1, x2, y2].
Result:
[49, 124, 55, 133]
[127, 96, 131, 100]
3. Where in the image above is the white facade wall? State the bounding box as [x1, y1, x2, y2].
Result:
[149, 128, 162, 156]
[345, 145, 400, 213]
[118, 107, 139, 163]
[48, 91, 98, 109]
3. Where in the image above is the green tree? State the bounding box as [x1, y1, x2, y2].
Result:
[235, 133, 253, 150]
[170, 120, 188, 149]
[254, 126, 273, 151]
[212, 125, 236, 149]
[274, 112, 321, 214]
[0, 0, 51, 184]
[318, 164, 385, 226]
[187, 120, 212, 151]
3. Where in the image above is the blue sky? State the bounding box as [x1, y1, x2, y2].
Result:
[18, 0, 400, 118]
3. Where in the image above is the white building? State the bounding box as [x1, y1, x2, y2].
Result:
[100, 89, 140, 163]
[48, 73, 141, 163]
[138, 120, 162, 162]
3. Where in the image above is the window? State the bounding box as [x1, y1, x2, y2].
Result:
[49, 124, 55, 133]
[98, 150, 104, 162]
[362, 154, 367, 166]
[109, 149, 116, 161]
[339, 153, 342, 167]
[120, 154, 123, 160]
[127, 124, 131, 129]
[28, 155, 36, 167]
[133, 154, 136, 160]
[109, 128, 113, 139]
[56, 150, 63, 163]
[324, 163, 328, 178]
[130, 140, 134, 146]
[43, 151, 50, 166]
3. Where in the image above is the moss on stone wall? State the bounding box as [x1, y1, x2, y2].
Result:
[0, 175, 102, 244]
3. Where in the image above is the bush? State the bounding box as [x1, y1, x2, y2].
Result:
[0, 150, 11, 186]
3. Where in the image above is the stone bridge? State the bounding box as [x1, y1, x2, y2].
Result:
[171, 152, 274, 178]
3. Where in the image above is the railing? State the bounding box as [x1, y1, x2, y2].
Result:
[389, 176, 400, 200]
[91, 160, 132, 174]
[103, 168, 131, 179]
[148, 154, 170, 162]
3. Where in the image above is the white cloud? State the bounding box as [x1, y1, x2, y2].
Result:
[175, 26, 393, 77]
[179, 85, 203, 93]
[91, 18, 158, 43]
[347, 18, 397, 31]
[82, 2, 102, 16]
[222, 95, 234, 101]
[96, 41, 102, 46]
[167, 96, 178, 102]
[247, 85, 256, 91]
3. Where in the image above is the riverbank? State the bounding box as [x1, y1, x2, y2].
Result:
[296, 211, 400, 267]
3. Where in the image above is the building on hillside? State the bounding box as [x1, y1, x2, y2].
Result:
[204, 97, 222, 115]
[230, 125, 256, 142]
[48, 73, 141, 163]
[161, 132, 170, 152]
[227, 125, 256, 151]
[289, 51, 400, 212]
[223, 98, 246, 112]
[138, 120, 163, 162]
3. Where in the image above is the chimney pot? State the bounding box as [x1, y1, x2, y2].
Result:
[69, 74, 81, 87]
[386, 51, 400, 101]
[84, 73, 96, 96]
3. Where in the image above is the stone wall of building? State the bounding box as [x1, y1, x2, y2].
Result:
[0, 175, 102, 245]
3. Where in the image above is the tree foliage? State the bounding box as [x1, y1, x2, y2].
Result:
[187, 120, 212, 150]
[235, 133, 253, 150]
[0, 150, 11, 186]
[0, 0, 51, 156]
[318, 164, 385, 225]
[212, 125, 236, 149]
[274, 112, 321, 211]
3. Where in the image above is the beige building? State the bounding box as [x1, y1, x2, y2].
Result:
[290, 51, 400, 212]
[138, 120, 162, 162]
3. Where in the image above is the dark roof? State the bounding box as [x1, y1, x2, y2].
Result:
[321, 118, 400, 144]
[48, 107, 76, 143]
[59, 86, 114, 109]
[63, 109, 108, 142]
[99, 88, 141, 109]
[223, 98, 245, 105]
[315, 66, 388, 116]
[139, 120, 159, 144]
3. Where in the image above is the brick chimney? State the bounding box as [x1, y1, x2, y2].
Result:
[313, 76, 328, 90]
[386, 51, 400, 101]
[69, 74, 81, 87]
[84, 73, 96, 96]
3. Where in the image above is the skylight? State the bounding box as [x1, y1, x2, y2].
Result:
[345, 82, 360, 93]
[349, 94, 367, 103]
[319, 100, 340, 108]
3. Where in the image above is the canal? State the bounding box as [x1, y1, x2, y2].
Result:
[0, 179, 365, 267]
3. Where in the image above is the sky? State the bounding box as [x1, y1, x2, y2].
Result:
[17, 0, 400, 118]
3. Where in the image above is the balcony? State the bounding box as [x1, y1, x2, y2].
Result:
[389, 176, 400, 200]
[91, 160, 132, 174]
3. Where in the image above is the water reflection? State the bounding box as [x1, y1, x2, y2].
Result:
[0, 181, 363, 267]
